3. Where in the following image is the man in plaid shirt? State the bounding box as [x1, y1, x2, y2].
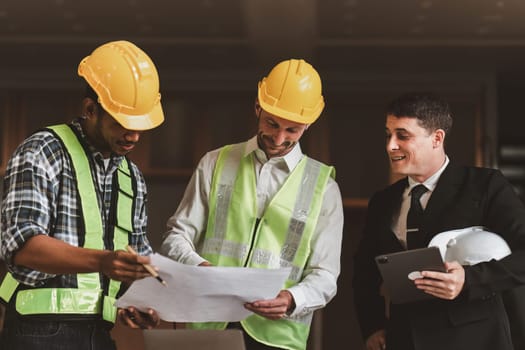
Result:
[0, 40, 164, 350]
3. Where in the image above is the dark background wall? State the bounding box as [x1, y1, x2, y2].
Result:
[2, 1, 525, 349]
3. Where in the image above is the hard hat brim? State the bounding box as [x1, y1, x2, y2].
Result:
[257, 83, 324, 125]
[110, 100, 164, 131]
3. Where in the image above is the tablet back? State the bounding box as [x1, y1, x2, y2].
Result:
[143, 329, 246, 350]
[375, 246, 446, 304]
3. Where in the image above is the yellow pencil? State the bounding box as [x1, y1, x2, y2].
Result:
[126, 245, 167, 286]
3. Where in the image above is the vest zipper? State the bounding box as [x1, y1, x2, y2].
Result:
[244, 218, 260, 267]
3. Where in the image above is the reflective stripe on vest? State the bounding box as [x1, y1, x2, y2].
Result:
[193, 142, 334, 350]
[0, 124, 134, 322]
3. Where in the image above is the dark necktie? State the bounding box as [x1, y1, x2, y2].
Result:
[406, 184, 428, 250]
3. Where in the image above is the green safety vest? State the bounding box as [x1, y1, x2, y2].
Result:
[0, 124, 135, 323]
[190, 142, 335, 350]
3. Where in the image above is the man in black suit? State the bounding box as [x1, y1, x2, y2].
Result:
[353, 93, 525, 350]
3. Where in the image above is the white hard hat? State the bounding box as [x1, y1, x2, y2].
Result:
[428, 226, 511, 265]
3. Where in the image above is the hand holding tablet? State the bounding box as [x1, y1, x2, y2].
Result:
[375, 247, 446, 304]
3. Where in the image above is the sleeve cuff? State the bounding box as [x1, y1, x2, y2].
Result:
[286, 286, 306, 317]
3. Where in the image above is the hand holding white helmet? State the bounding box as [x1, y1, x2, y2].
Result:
[428, 226, 511, 266]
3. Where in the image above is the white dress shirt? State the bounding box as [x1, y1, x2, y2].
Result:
[161, 136, 344, 317]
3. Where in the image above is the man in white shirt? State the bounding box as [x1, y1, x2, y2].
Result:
[160, 59, 344, 350]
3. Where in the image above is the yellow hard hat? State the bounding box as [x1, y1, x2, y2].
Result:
[78, 40, 164, 131]
[257, 59, 325, 124]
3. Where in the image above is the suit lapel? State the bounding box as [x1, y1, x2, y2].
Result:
[389, 178, 407, 222]
[383, 178, 408, 249]
[422, 163, 464, 239]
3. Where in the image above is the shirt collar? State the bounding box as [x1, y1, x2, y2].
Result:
[408, 155, 450, 192]
[245, 136, 304, 172]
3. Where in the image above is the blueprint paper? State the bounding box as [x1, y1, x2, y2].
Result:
[115, 253, 291, 322]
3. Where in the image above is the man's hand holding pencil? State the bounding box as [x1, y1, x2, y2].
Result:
[126, 245, 167, 286]
[98, 245, 164, 286]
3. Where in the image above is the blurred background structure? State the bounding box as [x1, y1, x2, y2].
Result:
[2, 1, 525, 349]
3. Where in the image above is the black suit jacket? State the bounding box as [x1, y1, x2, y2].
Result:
[353, 163, 525, 350]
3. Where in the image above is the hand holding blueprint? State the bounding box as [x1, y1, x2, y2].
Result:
[115, 253, 291, 322]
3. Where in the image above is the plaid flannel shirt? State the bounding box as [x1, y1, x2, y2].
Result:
[0, 119, 152, 287]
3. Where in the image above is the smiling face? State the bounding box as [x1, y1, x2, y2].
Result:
[385, 115, 446, 183]
[256, 106, 308, 159]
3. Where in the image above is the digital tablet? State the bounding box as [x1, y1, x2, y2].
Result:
[375, 246, 446, 304]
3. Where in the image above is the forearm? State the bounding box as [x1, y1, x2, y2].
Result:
[160, 157, 212, 265]
[160, 231, 206, 265]
[463, 170, 525, 298]
[13, 234, 111, 274]
[13, 234, 151, 285]
[286, 180, 343, 316]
